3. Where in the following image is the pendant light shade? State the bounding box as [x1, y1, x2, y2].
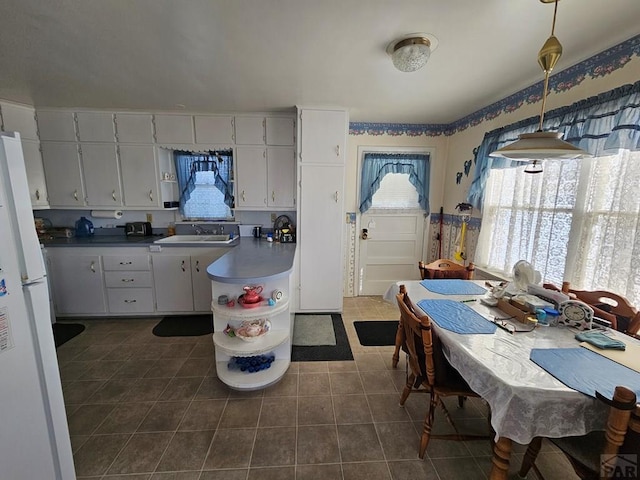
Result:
[490, 0, 591, 162]
[387, 33, 439, 73]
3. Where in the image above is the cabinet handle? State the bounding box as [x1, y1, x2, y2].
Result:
[336, 145, 340, 157]
[121, 278, 135, 283]
[181, 260, 186, 272]
[35, 189, 40, 200]
[112, 190, 117, 201]
[242, 190, 245, 202]
[334, 191, 339, 203]
[195, 260, 200, 272]
[124, 299, 137, 304]
[119, 261, 133, 265]
[272, 191, 275, 202]
[148, 190, 153, 201]
[73, 190, 79, 201]
[90, 261, 96, 273]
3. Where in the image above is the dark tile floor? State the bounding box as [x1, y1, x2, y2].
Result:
[55, 296, 578, 479]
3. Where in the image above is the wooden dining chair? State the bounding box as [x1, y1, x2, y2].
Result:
[395, 284, 490, 458]
[519, 385, 639, 480]
[418, 258, 475, 280]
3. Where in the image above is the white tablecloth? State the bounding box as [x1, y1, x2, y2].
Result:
[384, 281, 612, 444]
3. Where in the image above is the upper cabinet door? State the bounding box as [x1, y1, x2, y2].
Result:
[36, 111, 77, 142]
[119, 145, 160, 207]
[41, 142, 85, 207]
[299, 109, 347, 165]
[0, 103, 39, 140]
[21, 141, 49, 208]
[267, 147, 295, 208]
[154, 115, 194, 144]
[76, 112, 115, 142]
[114, 113, 154, 143]
[266, 117, 295, 146]
[194, 116, 234, 144]
[235, 146, 268, 208]
[80, 144, 123, 207]
[234, 116, 265, 145]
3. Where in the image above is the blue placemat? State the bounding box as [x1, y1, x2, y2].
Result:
[530, 348, 640, 400]
[416, 299, 497, 334]
[419, 279, 487, 296]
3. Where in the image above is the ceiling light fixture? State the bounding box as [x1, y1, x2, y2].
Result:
[524, 160, 544, 174]
[490, 0, 591, 163]
[386, 33, 439, 73]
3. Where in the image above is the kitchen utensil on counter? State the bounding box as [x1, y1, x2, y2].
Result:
[253, 226, 262, 238]
[75, 216, 94, 237]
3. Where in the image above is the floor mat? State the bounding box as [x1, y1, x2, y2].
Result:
[292, 314, 353, 362]
[152, 314, 214, 337]
[52, 323, 86, 348]
[353, 320, 398, 346]
[293, 314, 336, 346]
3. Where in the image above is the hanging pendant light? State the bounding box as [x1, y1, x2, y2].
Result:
[490, 0, 591, 162]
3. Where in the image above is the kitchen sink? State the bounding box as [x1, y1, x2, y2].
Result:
[154, 234, 234, 244]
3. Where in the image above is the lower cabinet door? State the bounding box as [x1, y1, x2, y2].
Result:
[107, 288, 154, 314]
[48, 254, 107, 315]
[152, 255, 194, 312]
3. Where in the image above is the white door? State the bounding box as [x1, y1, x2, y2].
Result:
[48, 254, 107, 315]
[191, 251, 225, 312]
[299, 109, 347, 164]
[358, 212, 425, 295]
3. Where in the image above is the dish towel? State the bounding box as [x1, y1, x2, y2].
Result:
[575, 331, 626, 350]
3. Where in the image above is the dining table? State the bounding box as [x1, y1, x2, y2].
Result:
[383, 280, 640, 480]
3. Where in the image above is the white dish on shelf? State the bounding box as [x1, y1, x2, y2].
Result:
[235, 319, 271, 342]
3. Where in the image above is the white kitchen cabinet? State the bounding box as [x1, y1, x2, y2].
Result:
[298, 109, 347, 164]
[41, 142, 86, 207]
[191, 250, 226, 312]
[266, 117, 295, 146]
[36, 111, 77, 142]
[194, 116, 234, 144]
[114, 113, 154, 143]
[154, 114, 194, 144]
[235, 116, 265, 145]
[152, 254, 194, 312]
[76, 112, 115, 142]
[118, 145, 160, 207]
[296, 107, 348, 312]
[267, 147, 295, 208]
[0, 102, 39, 140]
[80, 143, 123, 207]
[211, 273, 292, 390]
[235, 146, 268, 209]
[21, 141, 49, 208]
[103, 253, 154, 314]
[48, 253, 107, 315]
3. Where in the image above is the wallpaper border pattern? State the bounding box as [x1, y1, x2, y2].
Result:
[349, 35, 640, 137]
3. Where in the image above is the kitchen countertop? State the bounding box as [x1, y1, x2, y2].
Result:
[207, 237, 296, 284]
[39, 234, 241, 248]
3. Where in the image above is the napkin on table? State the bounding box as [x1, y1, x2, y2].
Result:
[575, 331, 626, 350]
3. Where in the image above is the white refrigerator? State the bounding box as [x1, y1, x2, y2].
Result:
[0, 132, 76, 479]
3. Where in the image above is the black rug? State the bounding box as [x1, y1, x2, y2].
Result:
[353, 320, 398, 346]
[292, 314, 353, 362]
[52, 323, 85, 348]
[152, 314, 214, 337]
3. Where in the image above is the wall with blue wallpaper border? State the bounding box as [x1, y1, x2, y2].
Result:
[349, 35, 640, 137]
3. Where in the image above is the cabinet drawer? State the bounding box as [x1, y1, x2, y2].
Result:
[104, 271, 152, 288]
[107, 288, 154, 313]
[103, 255, 150, 271]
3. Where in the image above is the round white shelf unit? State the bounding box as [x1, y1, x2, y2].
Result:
[213, 329, 289, 357]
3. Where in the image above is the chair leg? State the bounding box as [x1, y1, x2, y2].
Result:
[392, 320, 402, 368]
[399, 372, 415, 406]
[458, 395, 467, 408]
[519, 437, 543, 479]
[419, 392, 438, 459]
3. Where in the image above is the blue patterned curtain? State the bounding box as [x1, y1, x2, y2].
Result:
[359, 152, 430, 213]
[467, 80, 640, 211]
[173, 149, 234, 214]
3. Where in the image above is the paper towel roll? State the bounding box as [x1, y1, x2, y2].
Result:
[90, 210, 123, 219]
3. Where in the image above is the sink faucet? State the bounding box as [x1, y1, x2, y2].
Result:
[192, 224, 211, 235]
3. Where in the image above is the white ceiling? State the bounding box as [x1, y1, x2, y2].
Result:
[0, 0, 639, 124]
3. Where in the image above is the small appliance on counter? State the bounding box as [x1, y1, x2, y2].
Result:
[273, 215, 296, 243]
[125, 221, 153, 236]
[75, 216, 94, 237]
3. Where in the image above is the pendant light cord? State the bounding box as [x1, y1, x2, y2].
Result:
[538, 0, 560, 132]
